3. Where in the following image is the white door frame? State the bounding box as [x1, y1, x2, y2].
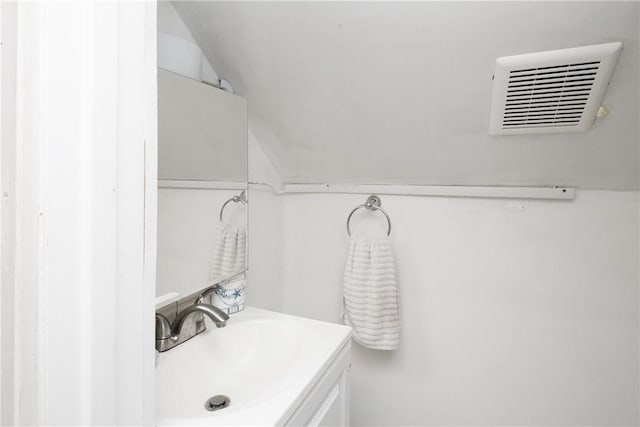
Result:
[1, 1, 157, 425]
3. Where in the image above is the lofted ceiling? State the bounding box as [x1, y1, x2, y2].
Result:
[174, 1, 640, 190]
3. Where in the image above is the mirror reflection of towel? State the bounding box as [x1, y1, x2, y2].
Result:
[209, 223, 247, 281]
[208, 223, 247, 314]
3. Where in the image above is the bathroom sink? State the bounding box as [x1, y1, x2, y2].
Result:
[156, 307, 351, 426]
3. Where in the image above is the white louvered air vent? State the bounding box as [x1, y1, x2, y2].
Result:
[489, 42, 622, 135]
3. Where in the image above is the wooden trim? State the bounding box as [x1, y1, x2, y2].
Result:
[5, 2, 157, 424]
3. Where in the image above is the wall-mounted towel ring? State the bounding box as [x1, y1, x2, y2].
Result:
[219, 190, 247, 221]
[346, 195, 392, 236]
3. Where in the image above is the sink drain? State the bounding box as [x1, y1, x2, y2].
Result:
[205, 395, 230, 412]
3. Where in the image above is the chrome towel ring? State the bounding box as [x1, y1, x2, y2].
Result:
[219, 190, 247, 221]
[346, 195, 392, 236]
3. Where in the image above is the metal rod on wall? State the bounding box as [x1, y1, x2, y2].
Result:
[170, 181, 575, 200]
[281, 183, 575, 200]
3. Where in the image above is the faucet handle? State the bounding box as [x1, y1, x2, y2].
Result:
[155, 313, 171, 340]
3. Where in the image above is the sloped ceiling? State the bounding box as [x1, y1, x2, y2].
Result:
[174, 1, 640, 190]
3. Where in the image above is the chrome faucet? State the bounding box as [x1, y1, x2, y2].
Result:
[155, 271, 245, 352]
[155, 303, 229, 352]
[173, 303, 229, 332]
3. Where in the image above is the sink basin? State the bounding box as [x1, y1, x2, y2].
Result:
[156, 307, 351, 426]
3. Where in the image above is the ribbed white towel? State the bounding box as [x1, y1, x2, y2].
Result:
[208, 223, 247, 285]
[343, 235, 400, 350]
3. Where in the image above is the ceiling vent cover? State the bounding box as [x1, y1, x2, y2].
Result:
[489, 42, 622, 135]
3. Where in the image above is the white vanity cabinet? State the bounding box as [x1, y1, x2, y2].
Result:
[283, 343, 351, 427]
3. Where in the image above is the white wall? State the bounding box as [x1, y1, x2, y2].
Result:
[246, 131, 284, 311]
[1, 2, 18, 422]
[279, 190, 639, 426]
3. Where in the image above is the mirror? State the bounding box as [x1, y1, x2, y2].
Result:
[156, 68, 248, 312]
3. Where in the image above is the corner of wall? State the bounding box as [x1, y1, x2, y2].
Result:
[248, 129, 284, 190]
[246, 130, 286, 311]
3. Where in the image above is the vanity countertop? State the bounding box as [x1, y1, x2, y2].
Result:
[156, 306, 351, 426]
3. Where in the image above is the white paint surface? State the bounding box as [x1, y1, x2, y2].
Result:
[0, 2, 17, 423]
[278, 191, 639, 425]
[246, 131, 285, 311]
[1, 2, 157, 424]
[175, 1, 639, 190]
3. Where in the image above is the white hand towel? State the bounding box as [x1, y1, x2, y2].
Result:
[342, 235, 400, 350]
[207, 223, 247, 314]
[208, 223, 247, 281]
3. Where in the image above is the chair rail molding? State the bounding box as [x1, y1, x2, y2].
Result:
[1, 2, 157, 425]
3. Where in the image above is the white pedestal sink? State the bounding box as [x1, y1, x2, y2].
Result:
[156, 307, 352, 426]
